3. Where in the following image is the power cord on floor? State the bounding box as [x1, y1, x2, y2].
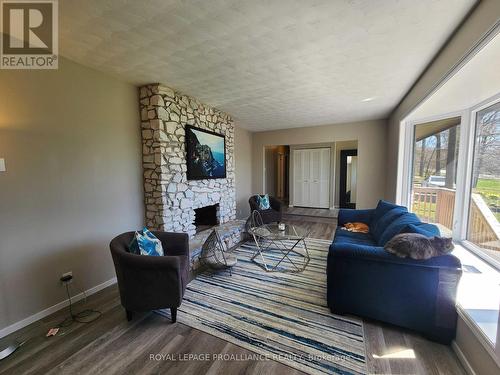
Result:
[1, 280, 102, 360]
[56, 282, 102, 328]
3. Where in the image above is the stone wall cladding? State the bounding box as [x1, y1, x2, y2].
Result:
[139, 83, 236, 237]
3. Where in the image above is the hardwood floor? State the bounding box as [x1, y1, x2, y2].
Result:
[283, 206, 338, 219]
[0, 217, 465, 375]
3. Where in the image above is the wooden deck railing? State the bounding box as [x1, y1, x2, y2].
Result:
[412, 187, 455, 228]
[412, 186, 500, 251]
[468, 194, 500, 251]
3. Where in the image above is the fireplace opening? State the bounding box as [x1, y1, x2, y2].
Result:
[194, 204, 219, 233]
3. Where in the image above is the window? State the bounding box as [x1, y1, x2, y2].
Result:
[397, 30, 500, 358]
[401, 97, 500, 358]
[467, 102, 500, 263]
[410, 118, 460, 235]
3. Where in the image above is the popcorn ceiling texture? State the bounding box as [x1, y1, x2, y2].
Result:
[59, 0, 475, 131]
[139, 84, 236, 237]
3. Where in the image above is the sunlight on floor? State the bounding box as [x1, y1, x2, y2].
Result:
[372, 349, 416, 359]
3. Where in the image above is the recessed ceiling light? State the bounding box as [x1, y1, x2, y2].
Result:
[361, 97, 376, 102]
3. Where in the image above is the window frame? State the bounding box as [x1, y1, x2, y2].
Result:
[399, 94, 500, 362]
[399, 93, 500, 270]
[399, 109, 465, 228]
[460, 94, 500, 269]
[395, 23, 500, 364]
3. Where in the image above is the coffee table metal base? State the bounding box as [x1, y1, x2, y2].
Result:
[250, 237, 310, 273]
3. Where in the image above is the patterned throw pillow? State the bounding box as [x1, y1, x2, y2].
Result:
[128, 227, 164, 256]
[258, 194, 271, 210]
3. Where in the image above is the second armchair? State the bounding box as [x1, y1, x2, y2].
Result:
[249, 195, 283, 224]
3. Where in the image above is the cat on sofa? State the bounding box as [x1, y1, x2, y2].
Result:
[342, 222, 370, 233]
[384, 233, 454, 260]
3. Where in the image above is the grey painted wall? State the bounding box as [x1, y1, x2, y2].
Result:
[264, 146, 278, 197]
[0, 57, 144, 331]
[252, 120, 387, 209]
[234, 125, 253, 219]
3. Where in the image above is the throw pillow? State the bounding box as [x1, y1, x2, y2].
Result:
[405, 223, 440, 238]
[128, 227, 164, 256]
[372, 200, 406, 223]
[258, 194, 271, 210]
[370, 207, 407, 242]
[377, 212, 421, 246]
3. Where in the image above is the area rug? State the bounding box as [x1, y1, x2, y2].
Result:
[157, 238, 367, 375]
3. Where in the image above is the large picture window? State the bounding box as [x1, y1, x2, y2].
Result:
[398, 30, 500, 360]
[467, 102, 500, 262]
[401, 96, 500, 357]
[410, 117, 460, 235]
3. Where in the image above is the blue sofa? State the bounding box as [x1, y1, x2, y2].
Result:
[327, 200, 462, 344]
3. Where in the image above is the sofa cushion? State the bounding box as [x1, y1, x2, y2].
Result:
[377, 212, 421, 246]
[331, 241, 385, 257]
[338, 208, 375, 226]
[330, 241, 461, 268]
[370, 207, 408, 241]
[334, 227, 377, 247]
[405, 223, 440, 237]
[373, 200, 406, 224]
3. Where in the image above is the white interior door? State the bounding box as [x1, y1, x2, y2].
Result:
[318, 148, 331, 208]
[309, 149, 321, 207]
[293, 150, 303, 206]
[293, 148, 330, 208]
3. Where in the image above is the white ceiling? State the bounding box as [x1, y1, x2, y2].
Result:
[409, 33, 500, 121]
[59, 0, 476, 131]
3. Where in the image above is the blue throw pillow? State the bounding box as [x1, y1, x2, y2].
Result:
[373, 200, 406, 223]
[377, 212, 421, 246]
[128, 227, 164, 256]
[370, 207, 407, 242]
[128, 235, 140, 254]
[405, 223, 440, 238]
[258, 194, 271, 210]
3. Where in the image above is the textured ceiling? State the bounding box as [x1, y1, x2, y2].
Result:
[59, 0, 476, 131]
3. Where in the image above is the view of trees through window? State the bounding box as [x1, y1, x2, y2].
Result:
[411, 118, 460, 235]
[467, 102, 500, 262]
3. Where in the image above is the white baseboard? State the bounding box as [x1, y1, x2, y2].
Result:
[452, 340, 477, 375]
[0, 277, 117, 339]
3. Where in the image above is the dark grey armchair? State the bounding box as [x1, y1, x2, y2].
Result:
[249, 195, 283, 224]
[109, 231, 189, 323]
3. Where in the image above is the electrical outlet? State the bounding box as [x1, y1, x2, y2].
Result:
[60, 271, 73, 284]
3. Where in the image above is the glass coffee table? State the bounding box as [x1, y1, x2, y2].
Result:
[248, 223, 311, 273]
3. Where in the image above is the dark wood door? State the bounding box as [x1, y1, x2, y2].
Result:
[339, 149, 358, 209]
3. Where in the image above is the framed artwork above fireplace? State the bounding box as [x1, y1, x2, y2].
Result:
[185, 125, 226, 180]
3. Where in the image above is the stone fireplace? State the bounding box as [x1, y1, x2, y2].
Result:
[194, 204, 219, 232]
[139, 83, 236, 237]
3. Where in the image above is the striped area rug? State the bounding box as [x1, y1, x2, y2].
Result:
[158, 238, 367, 375]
